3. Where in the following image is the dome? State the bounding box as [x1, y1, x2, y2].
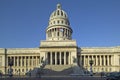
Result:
[46, 4, 72, 41]
[49, 4, 68, 20]
[48, 4, 70, 28]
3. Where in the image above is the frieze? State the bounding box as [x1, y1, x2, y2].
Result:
[80, 47, 120, 53]
[0, 48, 5, 53]
[7, 48, 40, 54]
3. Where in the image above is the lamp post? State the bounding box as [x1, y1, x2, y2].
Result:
[8, 58, 13, 77]
[89, 59, 93, 76]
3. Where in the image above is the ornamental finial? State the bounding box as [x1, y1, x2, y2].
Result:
[57, 3, 61, 9]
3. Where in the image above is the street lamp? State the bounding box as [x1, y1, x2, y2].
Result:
[8, 58, 13, 77]
[89, 59, 93, 76]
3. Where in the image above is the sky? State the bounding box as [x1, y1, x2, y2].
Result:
[0, 0, 120, 48]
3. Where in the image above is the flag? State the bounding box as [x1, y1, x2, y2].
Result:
[57, 28, 63, 32]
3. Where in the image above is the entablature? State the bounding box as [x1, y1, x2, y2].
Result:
[7, 48, 40, 54]
[40, 40, 77, 47]
[80, 46, 120, 53]
[0, 48, 5, 54]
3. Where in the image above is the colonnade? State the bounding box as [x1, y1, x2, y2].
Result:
[80, 55, 112, 66]
[7, 56, 40, 67]
[7, 56, 40, 74]
[47, 51, 71, 65]
[47, 27, 72, 40]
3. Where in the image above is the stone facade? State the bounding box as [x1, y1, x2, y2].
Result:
[0, 4, 120, 75]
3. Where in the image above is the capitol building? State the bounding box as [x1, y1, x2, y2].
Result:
[0, 4, 120, 76]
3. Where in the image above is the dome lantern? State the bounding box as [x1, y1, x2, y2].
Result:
[57, 3, 61, 10]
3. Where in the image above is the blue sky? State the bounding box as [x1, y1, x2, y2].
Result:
[0, 0, 120, 48]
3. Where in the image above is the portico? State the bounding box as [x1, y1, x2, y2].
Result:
[47, 51, 70, 65]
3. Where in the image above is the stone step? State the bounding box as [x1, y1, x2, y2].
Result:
[43, 65, 73, 76]
[30, 65, 85, 76]
[44, 65, 72, 71]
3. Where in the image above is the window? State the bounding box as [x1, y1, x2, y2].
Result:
[61, 20, 63, 24]
[64, 14, 66, 17]
[57, 10, 59, 15]
[57, 32, 59, 36]
[61, 11, 63, 16]
[57, 20, 59, 24]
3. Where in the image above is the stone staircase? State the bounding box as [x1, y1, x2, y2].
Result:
[43, 65, 73, 76]
[30, 64, 85, 76]
[29, 57, 84, 76]
[45, 65, 72, 71]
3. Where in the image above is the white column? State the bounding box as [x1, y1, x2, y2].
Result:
[68, 52, 70, 64]
[93, 56, 95, 66]
[32, 56, 33, 66]
[13, 57, 15, 66]
[69, 52, 71, 64]
[113, 54, 119, 66]
[24, 56, 26, 67]
[69, 52, 71, 65]
[55, 52, 57, 65]
[96, 56, 98, 66]
[33, 56, 35, 66]
[83, 55, 85, 66]
[54, 28, 55, 37]
[111, 55, 113, 65]
[50, 52, 52, 65]
[37, 56, 39, 65]
[92, 56, 94, 65]
[60, 52, 61, 65]
[85, 56, 87, 66]
[84, 56, 86, 66]
[108, 55, 109, 66]
[87, 55, 90, 66]
[26, 57, 28, 66]
[36, 56, 37, 66]
[21, 57, 22, 67]
[28, 56, 30, 67]
[100, 56, 102, 66]
[86, 56, 88, 66]
[94, 56, 96, 66]
[64, 52, 66, 65]
[17, 56, 19, 66]
[104, 56, 106, 66]
[92, 55, 93, 59]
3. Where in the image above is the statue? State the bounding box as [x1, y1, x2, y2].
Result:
[73, 56, 77, 63]
[8, 59, 13, 77]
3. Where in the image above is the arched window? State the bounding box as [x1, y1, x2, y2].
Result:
[64, 14, 66, 17]
[52, 29, 54, 31]
[57, 10, 59, 15]
[57, 32, 59, 36]
[57, 20, 59, 24]
[61, 11, 63, 16]
[55, 28, 56, 31]
[61, 20, 63, 24]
